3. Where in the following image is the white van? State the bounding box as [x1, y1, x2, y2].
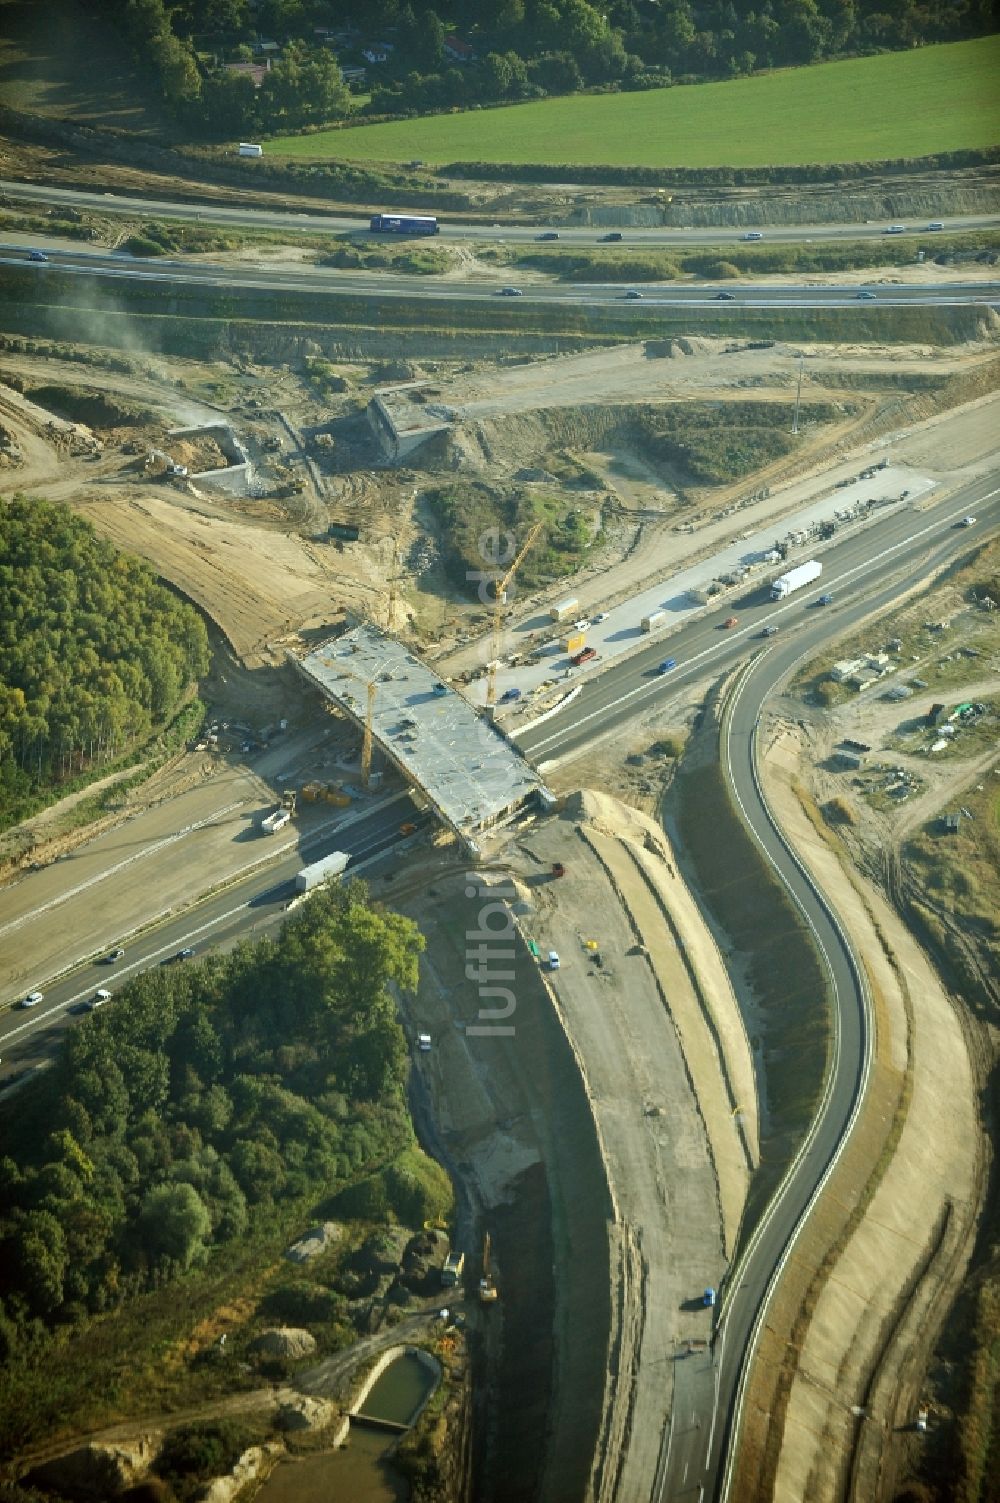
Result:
[742, 231, 763, 241]
[88, 989, 112, 1009]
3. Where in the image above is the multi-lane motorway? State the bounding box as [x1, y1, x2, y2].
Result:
[0, 794, 424, 1078]
[4, 241, 998, 310]
[1, 173, 997, 1487]
[518, 473, 999, 1501]
[0, 446, 996, 1496]
[4, 179, 1000, 248]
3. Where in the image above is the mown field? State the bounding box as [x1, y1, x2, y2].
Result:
[271, 35, 1000, 168]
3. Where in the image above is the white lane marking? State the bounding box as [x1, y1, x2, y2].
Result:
[1, 795, 410, 1026]
[520, 486, 1000, 754]
[717, 660, 877, 1503]
[0, 801, 247, 939]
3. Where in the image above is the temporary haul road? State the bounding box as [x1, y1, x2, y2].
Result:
[3, 243, 998, 310]
[3, 179, 999, 248]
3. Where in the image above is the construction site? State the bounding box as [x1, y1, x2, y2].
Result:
[1, 192, 999, 1503]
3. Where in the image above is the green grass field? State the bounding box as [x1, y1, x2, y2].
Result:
[271, 35, 1000, 168]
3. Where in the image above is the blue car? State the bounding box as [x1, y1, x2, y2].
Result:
[658, 658, 677, 674]
[28, 250, 49, 263]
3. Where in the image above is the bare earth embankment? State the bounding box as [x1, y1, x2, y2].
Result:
[404, 790, 758, 1500]
[731, 724, 982, 1502]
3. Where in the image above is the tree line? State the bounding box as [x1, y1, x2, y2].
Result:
[0, 497, 209, 829]
[89, 0, 996, 139]
[0, 883, 431, 1428]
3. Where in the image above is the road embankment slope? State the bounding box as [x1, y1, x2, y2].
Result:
[573, 790, 759, 1253]
[731, 726, 982, 1502]
[409, 787, 760, 1500]
[513, 791, 758, 1500]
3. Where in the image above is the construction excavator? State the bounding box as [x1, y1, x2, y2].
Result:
[479, 1231, 499, 1304]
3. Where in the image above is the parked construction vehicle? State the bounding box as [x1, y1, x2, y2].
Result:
[479, 1233, 499, 1304]
[301, 780, 351, 807]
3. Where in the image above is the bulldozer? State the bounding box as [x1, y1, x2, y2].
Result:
[301, 780, 350, 808]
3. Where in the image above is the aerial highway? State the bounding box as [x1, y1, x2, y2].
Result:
[0, 794, 427, 1080]
[518, 482, 999, 766]
[0, 420, 995, 1497]
[519, 474, 999, 1501]
[3, 179, 999, 248]
[3, 243, 997, 310]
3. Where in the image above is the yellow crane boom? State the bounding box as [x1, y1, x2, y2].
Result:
[487, 520, 543, 708]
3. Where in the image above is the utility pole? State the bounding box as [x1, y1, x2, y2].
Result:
[791, 354, 804, 434]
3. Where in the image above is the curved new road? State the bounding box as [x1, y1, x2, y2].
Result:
[517, 476, 999, 1501]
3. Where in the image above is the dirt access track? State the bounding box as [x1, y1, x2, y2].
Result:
[401, 789, 758, 1501]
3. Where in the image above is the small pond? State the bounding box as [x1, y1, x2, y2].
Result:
[255, 1429, 406, 1503]
[358, 1350, 436, 1426]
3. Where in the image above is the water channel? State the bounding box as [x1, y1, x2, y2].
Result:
[254, 1351, 436, 1503]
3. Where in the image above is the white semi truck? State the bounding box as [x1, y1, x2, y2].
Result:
[770, 559, 822, 600]
[294, 851, 349, 893]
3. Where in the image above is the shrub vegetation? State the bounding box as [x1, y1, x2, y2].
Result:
[0, 497, 209, 829]
[425, 480, 599, 595]
[0, 880, 436, 1459]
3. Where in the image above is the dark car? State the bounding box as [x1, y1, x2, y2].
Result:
[601, 231, 624, 242]
[537, 231, 560, 241]
[856, 290, 877, 300]
[816, 593, 833, 606]
[498, 287, 523, 296]
[658, 658, 677, 674]
[175, 947, 196, 961]
[105, 948, 125, 963]
[27, 250, 49, 263]
[624, 289, 643, 300]
[715, 291, 736, 300]
[761, 625, 779, 637]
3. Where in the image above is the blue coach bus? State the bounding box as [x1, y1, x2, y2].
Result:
[369, 212, 440, 235]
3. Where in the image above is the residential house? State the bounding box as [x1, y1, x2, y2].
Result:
[224, 60, 270, 87]
[443, 34, 476, 61]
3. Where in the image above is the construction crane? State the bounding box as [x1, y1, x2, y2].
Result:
[320, 654, 381, 789]
[361, 677, 376, 787]
[487, 520, 543, 709]
[479, 1231, 499, 1304]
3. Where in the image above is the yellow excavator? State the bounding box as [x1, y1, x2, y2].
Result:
[479, 1231, 499, 1304]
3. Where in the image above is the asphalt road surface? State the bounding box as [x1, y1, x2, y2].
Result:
[0, 796, 427, 1081]
[3, 179, 999, 247]
[4, 242, 998, 310]
[519, 475, 999, 1501]
[517, 484, 1000, 766]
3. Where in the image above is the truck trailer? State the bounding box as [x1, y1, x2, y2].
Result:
[550, 597, 580, 623]
[641, 609, 667, 632]
[260, 808, 291, 835]
[294, 851, 349, 893]
[770, 559, 822, 600]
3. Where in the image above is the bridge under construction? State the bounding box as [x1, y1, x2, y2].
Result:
[295, 624, 550, 851]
